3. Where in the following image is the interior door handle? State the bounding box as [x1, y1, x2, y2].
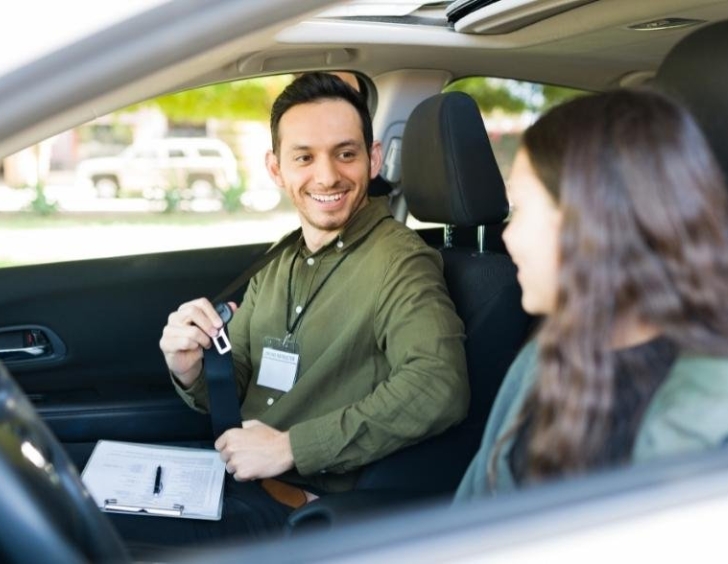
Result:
[0, 343, 52, 359]
[0, 328, 55, 362]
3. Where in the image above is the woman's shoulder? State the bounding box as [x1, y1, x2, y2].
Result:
[661, 354, 728, 396]
[634, 353, 728, 461]
[674, 353, 728, 370]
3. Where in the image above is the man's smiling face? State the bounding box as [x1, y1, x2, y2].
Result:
[266, 98, 382, 251]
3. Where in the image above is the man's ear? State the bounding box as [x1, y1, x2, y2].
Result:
[265, 150, 284, 188]
[369, 141, 383, 179]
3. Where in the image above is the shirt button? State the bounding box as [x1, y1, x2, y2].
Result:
[295, 305, 303, 314]
[306, 257, 315, 266]
[336, 241, 344, 249]
[267, 397, 274, 406]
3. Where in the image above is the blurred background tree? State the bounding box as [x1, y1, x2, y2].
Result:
[135, 75, 581, 122]
[445, 77, 584, 113]
[124, 75, 293, 122]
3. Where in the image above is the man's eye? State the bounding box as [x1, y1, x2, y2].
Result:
[339, 151, 356, 160]
[295, 155, 312, 163]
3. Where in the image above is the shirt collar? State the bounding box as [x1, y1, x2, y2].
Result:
[335, 196, 392, 252]
[300, 197, 392, 257]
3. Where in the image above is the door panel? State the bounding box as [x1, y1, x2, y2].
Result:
[0, 242, 267, 445]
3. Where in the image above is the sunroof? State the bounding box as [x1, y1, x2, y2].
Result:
[316, 1, 454, 19]
[314, 1, 456, 28]
[314, 0, 599, 35]
[447, 0, 598, 35]
[446, 0, 505, 23]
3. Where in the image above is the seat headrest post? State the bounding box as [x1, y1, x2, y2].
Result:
[477, 225, 486, 254]
[443, 224, 454, 249]
[401, 92, 509, 227]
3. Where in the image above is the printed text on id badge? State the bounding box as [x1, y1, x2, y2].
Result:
[257, 336, 300, 392]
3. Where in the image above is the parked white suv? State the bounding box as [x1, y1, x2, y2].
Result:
[76, 137, 240, 198]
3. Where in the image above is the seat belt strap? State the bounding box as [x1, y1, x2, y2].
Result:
[212, 228, 302, 303]
[205, 228, 301, 439]
[204, 335, 240, 439]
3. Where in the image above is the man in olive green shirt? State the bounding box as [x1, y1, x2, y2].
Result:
[175, 195, 467, 494]
[152, 73, 468, 544]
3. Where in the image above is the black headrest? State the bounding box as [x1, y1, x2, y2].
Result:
[655, 21, 728, 180]
[401, 91, 509, 226]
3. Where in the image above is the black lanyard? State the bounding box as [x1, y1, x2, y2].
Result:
[285, 215, 392, 338]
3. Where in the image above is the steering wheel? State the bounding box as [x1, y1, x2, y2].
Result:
[0, 361, 130, 563]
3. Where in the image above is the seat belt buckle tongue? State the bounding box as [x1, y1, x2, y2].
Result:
[213, 329, 232, 355]
[213, 302, 233, 354]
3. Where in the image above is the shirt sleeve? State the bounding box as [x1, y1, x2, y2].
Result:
[172, 274, 258, 413]
[634, 356, 728, 461]
[288, 239, 470, 475]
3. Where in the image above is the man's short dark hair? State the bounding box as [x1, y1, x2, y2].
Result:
[270, 72, 373, 156]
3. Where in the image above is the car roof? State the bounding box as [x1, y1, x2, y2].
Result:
[0, 0, 725, 159]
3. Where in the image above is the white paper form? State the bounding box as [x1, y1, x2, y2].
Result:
[81, 440, 226, 520]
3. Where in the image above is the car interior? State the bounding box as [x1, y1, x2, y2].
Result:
[2, 0, 728, 562]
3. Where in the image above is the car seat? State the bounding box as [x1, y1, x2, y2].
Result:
[288, 91, 533, 530]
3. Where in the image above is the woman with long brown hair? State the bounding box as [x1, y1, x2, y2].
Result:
[456, 88, 728, 498]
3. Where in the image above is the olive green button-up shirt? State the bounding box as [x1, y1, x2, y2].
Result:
[175, 197, 469, 493]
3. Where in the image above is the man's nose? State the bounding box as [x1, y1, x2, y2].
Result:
[314, 157, 340, 187]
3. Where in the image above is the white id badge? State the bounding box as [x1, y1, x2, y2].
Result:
[257, 336, 300, 392]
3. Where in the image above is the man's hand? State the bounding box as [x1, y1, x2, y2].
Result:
[159, 298, 238, 388]
[215, 420, 295, 481]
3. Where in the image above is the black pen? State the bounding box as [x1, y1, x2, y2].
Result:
[153, 465, 163, 496]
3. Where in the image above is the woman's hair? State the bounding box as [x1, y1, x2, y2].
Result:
[496, 88, 728, 482]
